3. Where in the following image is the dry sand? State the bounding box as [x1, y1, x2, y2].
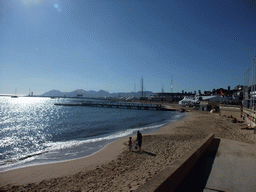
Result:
[0, 110, 255, 191]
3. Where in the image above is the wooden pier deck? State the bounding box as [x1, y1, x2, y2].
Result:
[54, 102, 175, 111]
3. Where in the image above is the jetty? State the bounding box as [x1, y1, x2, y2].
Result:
[54, 102, 175, 111]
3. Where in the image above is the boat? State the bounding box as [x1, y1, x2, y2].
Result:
[179, 96, 200, 105]
[11, 89, 18, 98]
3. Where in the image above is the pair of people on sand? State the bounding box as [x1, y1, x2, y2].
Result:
[128, 131, 142, 152]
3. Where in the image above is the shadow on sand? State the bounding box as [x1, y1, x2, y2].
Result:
[132, 150, 156, 157]
[175, 138, 221, 192]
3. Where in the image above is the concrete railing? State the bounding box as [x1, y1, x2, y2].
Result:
[136, 134, 215, 192]
[219, 105, 241, 110]
[243, 108, 256, 116]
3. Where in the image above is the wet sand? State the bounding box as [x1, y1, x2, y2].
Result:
[1, 110, 255, 191]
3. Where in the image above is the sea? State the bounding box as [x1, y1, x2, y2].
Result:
[0, 97, 185, 172]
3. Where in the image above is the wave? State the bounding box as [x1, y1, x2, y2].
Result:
[0, 122, 167, 170]
[0, 112, 185, 171]
[0, 151, 49, 166]
[44, 122, 167, 151]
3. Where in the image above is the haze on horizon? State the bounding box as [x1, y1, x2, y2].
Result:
[1, 0, 255, 95]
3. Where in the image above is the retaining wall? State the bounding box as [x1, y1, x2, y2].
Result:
[136, 134, 215, 192]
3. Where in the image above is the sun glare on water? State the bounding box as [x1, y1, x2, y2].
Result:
[8, 97, 50, 111]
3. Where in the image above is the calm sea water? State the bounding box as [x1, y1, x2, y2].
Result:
[0, 97, 185, 172]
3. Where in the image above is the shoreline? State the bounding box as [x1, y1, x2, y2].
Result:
[1, 110, 255, 191]
[0, 110, 184, 173]
[0, 111, 189, 187]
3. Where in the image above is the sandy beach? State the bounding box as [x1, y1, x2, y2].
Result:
[1, 110, 255, 191]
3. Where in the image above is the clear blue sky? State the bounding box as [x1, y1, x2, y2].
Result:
[1, 0, 255, 95]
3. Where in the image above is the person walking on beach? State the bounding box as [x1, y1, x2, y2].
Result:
[128, 137, 132, 151]
[137, 131, 142, 152]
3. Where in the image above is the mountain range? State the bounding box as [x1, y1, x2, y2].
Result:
[41, 89, 154, 98]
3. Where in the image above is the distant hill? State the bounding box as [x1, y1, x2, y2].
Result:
[41, 90, 68, 97]
[41, 89, 154, 98]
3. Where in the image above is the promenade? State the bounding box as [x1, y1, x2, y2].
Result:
[176, 138, 256, 192]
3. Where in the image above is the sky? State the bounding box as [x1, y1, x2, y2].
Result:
[0, 0, 256, 95]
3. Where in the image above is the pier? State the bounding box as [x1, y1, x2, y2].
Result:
[54, 102, 174, 111]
